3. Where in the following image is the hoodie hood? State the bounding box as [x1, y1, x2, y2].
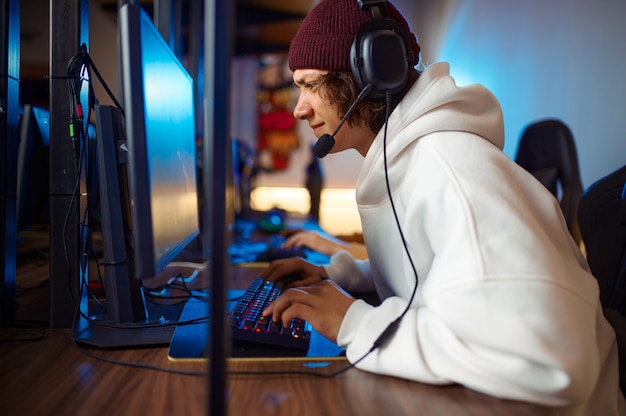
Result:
[360, 62, 504, 173]
[356, 61, 504, 210]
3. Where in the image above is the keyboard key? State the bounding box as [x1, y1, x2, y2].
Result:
[228, 278, 310, 350]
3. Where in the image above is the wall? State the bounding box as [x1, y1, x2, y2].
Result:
[402, 0, 626, 189]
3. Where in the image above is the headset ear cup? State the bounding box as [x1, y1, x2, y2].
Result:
[350, 18, 411, 99]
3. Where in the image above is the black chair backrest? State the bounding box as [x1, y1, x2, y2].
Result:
[578, 164, 626, 315]
[516, 119, 583, 244]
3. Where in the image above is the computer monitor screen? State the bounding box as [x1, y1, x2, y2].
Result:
[120, 3, 200, 280]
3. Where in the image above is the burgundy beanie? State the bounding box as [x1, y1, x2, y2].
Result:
[288, 0, 420, 72]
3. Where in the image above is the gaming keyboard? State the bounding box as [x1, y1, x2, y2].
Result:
[228, 277, 311, 351]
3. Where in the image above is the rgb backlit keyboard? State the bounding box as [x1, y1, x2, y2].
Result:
[228, 278, 310, 351]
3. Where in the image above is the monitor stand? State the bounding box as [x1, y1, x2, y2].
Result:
[72, 301, 180, 348]
[72, 105, 178, 349]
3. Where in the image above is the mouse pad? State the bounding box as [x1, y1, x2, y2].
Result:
[168, 290, 345, 361]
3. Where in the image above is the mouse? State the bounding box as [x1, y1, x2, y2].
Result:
[255, 243, 306, 262]
[257, 208, 286, 233]
[274, 273, 302, 290]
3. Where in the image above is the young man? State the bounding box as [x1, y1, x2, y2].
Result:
[261, 0, 625, 413]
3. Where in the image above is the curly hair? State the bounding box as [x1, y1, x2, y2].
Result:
[316, 69, 420, 133]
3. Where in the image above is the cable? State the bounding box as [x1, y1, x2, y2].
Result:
[319, 91, 419, 374]
[145, 272, 210, 304]
[62, 157, 83, 312]
[63, 44, 131, 332]
[71, 338, 206, 376]
[321, 91, 420, 374]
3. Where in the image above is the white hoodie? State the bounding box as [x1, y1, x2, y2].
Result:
[327, 62, 625, 414]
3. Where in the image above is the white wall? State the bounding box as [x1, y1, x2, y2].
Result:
[402, 0, 626, 189]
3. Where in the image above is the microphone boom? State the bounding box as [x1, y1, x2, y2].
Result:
[311, 83, 373, 158]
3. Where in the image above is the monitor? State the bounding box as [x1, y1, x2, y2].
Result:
[120, 3, 200, 280]
[73, 3, 200, 348]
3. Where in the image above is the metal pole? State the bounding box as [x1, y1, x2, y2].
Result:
[0, 0, 20, 325]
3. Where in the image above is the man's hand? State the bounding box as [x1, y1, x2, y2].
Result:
[262, 279, 356, 343]
[260, 257, 327, 288]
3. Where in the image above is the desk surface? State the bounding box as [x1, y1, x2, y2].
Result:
[1, 263, 556, 416]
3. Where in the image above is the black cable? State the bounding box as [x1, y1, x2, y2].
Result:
[82, 50, 124, 114]
[62, 159, 83, 312]
[65, 46, 108, 326]
[71, 338, 206, 376]
[86, 240, 107, 309]
[380, 91, 420, 313]
[62, 44, 123, 330]
[145, 273, 210, 304]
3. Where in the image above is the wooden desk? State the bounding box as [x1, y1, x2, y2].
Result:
[1, 264, 555, 416]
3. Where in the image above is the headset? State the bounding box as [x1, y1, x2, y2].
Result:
[350, 0, 415, 99]
[314, 0, 417, 158]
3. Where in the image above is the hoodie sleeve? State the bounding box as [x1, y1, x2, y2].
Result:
[324, 251, 377, 293]
[336, 274, 610, 407]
